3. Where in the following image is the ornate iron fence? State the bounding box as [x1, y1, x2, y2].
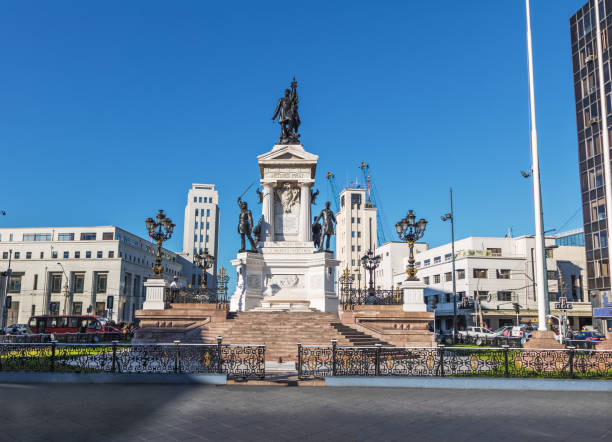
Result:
[339, 288, 403, 308]
[0, 340, 265, 379]
[170, 288, 229, 309]
[297, 341, 612, 380]
[455, 334, 524, 348]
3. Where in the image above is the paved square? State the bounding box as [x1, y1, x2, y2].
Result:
[0, 384, 610, 441]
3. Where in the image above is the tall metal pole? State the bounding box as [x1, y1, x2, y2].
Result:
[594, 1, 612, 278]
[0, 250, 12, 330]
[525, 0, 550, 331]
[450, 188, 457, 342]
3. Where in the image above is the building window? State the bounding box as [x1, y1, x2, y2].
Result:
[434, 256, 441, 264]
[50, 302, 60, 315]
[8, 275, 22, 293]
[444, 253, 452, 261]
[545, 248, 554, 258]
[97, 251, 103, 258]
[351, 217, 354, 224]
[199, 197, 202, 203]
[80, 233, 96, 241]
[96, 274, 108, 293]
[351, 245, 355, 252]
[423, 277, 430, 285]
[193, 196, 197, 203]
[473, 269, 488, 278]
[51, 274, 63, 293]
[496, 269, 511, 279]
[26, 252, 31, 259]
[108, 251, 114, 258]
[14, 252, 20, 259]
[416, 261, 421, 268]
[75, 251, 80, 259]
[73, 274, 85, 293]
[58, 233, 74, 241]
[351, 232, 355, 238]
[95, 302, 105, 316]
[424, 259, 430, 267]
[591, 198, 606, 221]
[33, 274, 38, 290]
[207, 209, 210, 216]
[39, 251, 44, 259]
[433, 274, 440, 284]
[473, 291, 488, 299]
[102, 232, 113, 241]
[456, 269, 465, 279]
[51, 251, 58, 259]
[487, 248, 502, 256]
[547, 270, 557, 280]
[497, 291, 512, 302]
[85, 251, 92, 259]
[2, 252, 7, 259]
[22, 233, 52, 241]
[72, 302, 83, 315]
[445, 272, 452, 282]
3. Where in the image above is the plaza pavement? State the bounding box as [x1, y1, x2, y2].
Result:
[0, 384, 610, 441]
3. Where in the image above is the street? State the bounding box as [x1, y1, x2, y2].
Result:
[0, 384, 609, 441]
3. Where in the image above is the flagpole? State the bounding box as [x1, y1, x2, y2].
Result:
[525, 0, 550, 331]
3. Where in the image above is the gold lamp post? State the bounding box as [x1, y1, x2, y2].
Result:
[145, 210, 175, 278]
[395, 210, 427, 281]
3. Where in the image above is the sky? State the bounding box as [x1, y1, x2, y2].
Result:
[0, 0, 588, 287]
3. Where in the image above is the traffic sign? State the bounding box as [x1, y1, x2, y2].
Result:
[554, 297, 573, 310]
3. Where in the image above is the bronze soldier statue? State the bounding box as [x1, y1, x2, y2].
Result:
[271, 77, 301, 144]
[312, 216, 322, 250]
[313, 201, 336, 252]
[237, 197, 258, 252]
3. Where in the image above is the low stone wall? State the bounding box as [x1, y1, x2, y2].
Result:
[133, 304, 228, 344]
[338, 305, 435, 347]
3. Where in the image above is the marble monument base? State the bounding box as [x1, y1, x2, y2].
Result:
[142, 278, 168, 310]
[230, 243, 340, 313]
[400, 279, 428, 312]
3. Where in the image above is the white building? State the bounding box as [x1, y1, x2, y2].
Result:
[374, 241, 429, 289]
[335, 187, 377, 289]
[0, 226, 188, 325]
[389, 234, 590, 332]
[182, 184, 220, 289]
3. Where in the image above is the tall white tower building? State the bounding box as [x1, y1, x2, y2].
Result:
[182, 184, 220, 289]
[335, 187, 377, 289]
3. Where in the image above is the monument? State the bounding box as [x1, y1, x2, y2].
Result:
[230, 79, 340, 312]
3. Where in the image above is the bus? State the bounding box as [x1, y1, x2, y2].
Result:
[28, 315, 120, 335]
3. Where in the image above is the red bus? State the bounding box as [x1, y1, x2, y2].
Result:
[28, 315, 120, 334]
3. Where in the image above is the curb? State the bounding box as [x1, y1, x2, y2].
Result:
[0, 373, 227, 385]
[324, 376, 612, 391]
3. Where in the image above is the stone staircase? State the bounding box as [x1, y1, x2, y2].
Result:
[198, 311, 387, 361]
[330, 323, 391, 346]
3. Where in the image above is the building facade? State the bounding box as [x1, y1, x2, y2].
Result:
[390, 235, 591, 332]
[374, 241, 429, 289]
[570, 1, 612, 328]
[335, 187, 377, 289]
[0, 226, 187, 325]
[182, 184, 220, 289]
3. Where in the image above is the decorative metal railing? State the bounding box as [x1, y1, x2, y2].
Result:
[0, 340, 265, 379]
[170, 288, 229, 308]
[297, 342, 612, 380]
[339, 288, 403, 308]
[454, 334, 524, 348]
[0, 333, 129, 344]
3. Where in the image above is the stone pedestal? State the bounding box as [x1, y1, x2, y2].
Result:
[142, 278, 168, 310]
[523, 330, 565, 349]
[401, 280, 428, 312]
[230, 143, 340, 312]
[596, 332, 612, 350]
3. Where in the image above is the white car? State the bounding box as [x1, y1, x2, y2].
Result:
[4, 324, 30, 335]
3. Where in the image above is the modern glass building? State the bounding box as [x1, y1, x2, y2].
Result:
[570, 1, 612, 298]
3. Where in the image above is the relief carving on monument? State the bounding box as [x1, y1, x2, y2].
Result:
[266, 274, 304, 295]
[276, 183, 300, 213]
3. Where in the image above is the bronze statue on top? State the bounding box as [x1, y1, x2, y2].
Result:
[272, 78, 301, 144]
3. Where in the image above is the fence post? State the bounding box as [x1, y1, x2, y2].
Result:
[568, 346, 575, 379]
[50, 340, 57, 372]
[375, 343, 381, 376]
[502, 345, 509, 378]
[331, 339, 338, 376]
[297, 342, 302, 379]
[438, 344, 445, 377]
[111, 340, 118, 373]
[216, 336, 223, 374]
[174, 340, 180, 374]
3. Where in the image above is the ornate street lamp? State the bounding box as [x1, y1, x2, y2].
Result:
[361, 249, 381, 299]
[193, 249, 215, 289]
[217, 266, 230, 306]
[395, 210, 427, 281]
[145, 209, 175, 278]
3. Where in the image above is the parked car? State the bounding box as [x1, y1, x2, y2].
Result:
[573, 331, 605, 342]
[458, 327, 497, 345]
[4, 324, 30, 335]
[492, 326, 514, 337]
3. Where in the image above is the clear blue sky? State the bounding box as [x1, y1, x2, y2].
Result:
[0, 0, 586, 283]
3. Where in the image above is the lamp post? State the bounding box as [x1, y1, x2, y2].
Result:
[57, 262, 70, 315]
[338, 268, 354, 308]
[361, 249, 381, 300]
[217, 266, 230, 305]
[395, 210, 427, 280]
[193, 249, 215, 290]
[145, 210, 175, 278]
[441, 188, 457, 343]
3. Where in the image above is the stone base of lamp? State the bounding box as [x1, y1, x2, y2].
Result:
[400, 279, 428, 312]
[142, 278, 168, 310]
